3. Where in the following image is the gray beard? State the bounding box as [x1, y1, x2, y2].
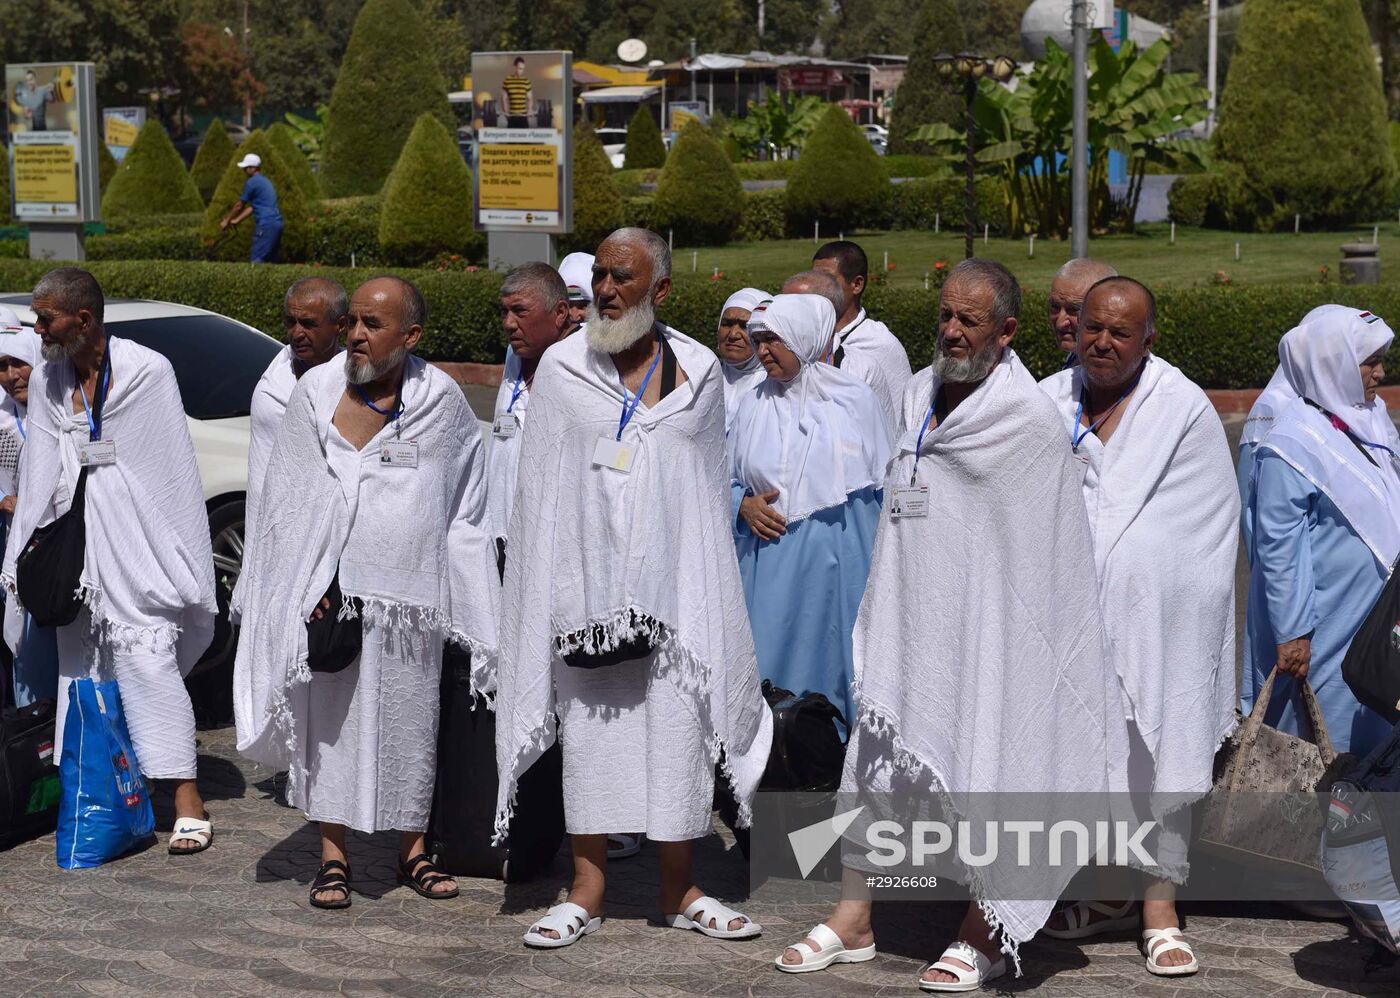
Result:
[932, 335, 1002, 384]
[585, 300, 656, 355]
[40, 338, 80, 363]
[345, 344, 407, 385]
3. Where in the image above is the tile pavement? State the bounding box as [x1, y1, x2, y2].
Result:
[1, 726, 1397, 997]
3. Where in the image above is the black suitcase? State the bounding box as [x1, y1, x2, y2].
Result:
[428, 645, 564, 881]
[0, 699, 60, 850]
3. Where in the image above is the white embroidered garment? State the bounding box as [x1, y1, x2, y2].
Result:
[1041, 355, 1240, 802]
[233, 354, 500, 807]
[487, 346, 530, 543]
[719, 287, 769, 431]
[1255, 308, 1400, 568]
[730, 293, 892, 523]
[2, 338, 216, 671]
[832, 308, 912, 435]
[494, 326, 772, 841]
[851, 350, 1122, 957]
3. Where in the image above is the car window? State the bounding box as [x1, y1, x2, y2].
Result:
[109, 315, 279, 420]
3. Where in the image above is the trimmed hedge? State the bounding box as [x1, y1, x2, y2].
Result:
[1, 257, 1393, 387]
[881, 176, 1007, 234]
[1167, 174, 1214, 226]
[190, 120, 236, 204]
[887, 0, 966, 155]
[652, 122, 743, 245]
[567, 122, 626, 254]
[267, 123, 321, 202]
[787, 105, 888, 230]
[378, 114, 475, 265]
[101, 121, 204, 221]
[98, 141, 118, 196]
[200, 131, 312, 262]
[735, 188, 787, 242]
[623, 106, 666, 170]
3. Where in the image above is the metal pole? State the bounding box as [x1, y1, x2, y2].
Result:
[758, 0, 766, 46]
[964, 74, 976, 261]
[1206, 0, 1219, 134]
[1071, 0, 1089, 259]
[690, 38, 698, 102]
[242, 0, 253, 128]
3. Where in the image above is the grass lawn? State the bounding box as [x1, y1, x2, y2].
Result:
[674, 221, 1400, 291]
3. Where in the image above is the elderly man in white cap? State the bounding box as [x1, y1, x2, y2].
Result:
[557, 252, 594, 334]
[0, 306, 59, 706]
[218, 152, 283, 263]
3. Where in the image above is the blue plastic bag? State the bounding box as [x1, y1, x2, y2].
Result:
[56, 677, 155, 868]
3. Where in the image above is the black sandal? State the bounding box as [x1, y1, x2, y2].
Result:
[398, 852, 459, 900]
[309, 859, 352, 910]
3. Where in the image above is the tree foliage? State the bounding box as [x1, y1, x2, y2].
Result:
[728, 93, 826, 160]
[176, 20, 263, 114]
[320, 0, 453, 197]
[888, 0, 966, 155]
[101, 120, 205, 220]
[568, 121, 626, 253]
[200, 130, 311, 260]
[1214, 0, 1394, 229]
[624, 107, 667, 170]
[652, 121, 743, 245]
[786, 104, 887, 230]
[190, 118, 237, 204]
[97, 142, 118, 197]
[378, 114, 475, 265]
[267, 122, 321, 201]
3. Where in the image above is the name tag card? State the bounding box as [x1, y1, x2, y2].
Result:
[380, 440, 418, 468]
[493, 414, 519, 439]
[890, 484, 929, 519]
[79, 440, 116, 467]
[592, 436, 634, 474]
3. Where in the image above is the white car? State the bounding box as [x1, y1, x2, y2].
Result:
[597, 127, 629, 170]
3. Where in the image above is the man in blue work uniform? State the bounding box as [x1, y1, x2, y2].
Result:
[219, 153, 283, 263]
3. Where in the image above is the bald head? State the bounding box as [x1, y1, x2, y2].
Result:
[1049, 257, 1117, 353]
[345, 276, 424, 386]
[1077, 276, 1156, 392]
[780, 271, 844, 321]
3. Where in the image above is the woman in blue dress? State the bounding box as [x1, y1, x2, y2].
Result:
[728, 293, 893, 728]
[1243, 305, 1400, 757]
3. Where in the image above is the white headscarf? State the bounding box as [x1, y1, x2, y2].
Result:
[729, 293, 893, 524]
[1241, 320, 1308, 447]
[0, 322, 39, 368]
[1257, 306, 1400, 566]
[557, 252, 595, 303]
[719, 286, 769, 374]
[718, 287, 770, 430]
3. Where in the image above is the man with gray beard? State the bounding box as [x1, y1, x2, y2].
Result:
[234, 275, 500, 910]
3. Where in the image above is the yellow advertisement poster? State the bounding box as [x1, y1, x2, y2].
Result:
[13, 143, 76, 203]
[104, 115, 139, 148]
[477, 144, 559, 211]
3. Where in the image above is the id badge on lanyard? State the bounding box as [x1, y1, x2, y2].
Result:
[893, 402, 935, 519]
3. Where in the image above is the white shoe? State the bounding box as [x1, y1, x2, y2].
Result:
[1141, 927, 1199, 977]
[918, 941, 1006, 992]
[522, 902, 602, 949]
[774, 922, 877, 973]
[661, 895, 761, 939]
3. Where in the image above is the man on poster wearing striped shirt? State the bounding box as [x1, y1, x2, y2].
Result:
[501, 58, 534, 129]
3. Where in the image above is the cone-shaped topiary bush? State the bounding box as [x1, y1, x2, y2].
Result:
[1214, 0, 1394, 229]
[268, 122, 321, 201]
[100, 120, 204, 221]
[199, 130, 311, 261]
[652, 121, 742, 246]
[190, 119, 236, 204]
[377, 113, 474, 265]
[888, 0, 967, 155]
[787, 104, 888, 231]
[320, 0, 454, 197]
[623, 106, 666, 170]
[97, 141, 118, 197]
[566, 121, 626, 253]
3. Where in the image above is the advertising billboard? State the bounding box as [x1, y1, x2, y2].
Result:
[104, 106, 145, 162]
[471, 50, 572, 234]
[5, 63, 100, 223]
[668, 101, 707, 133]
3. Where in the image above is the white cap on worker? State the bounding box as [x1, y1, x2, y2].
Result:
[0, 306, 22, 334]
[237, 153, 261, 169]
[557, 252, 595, 303]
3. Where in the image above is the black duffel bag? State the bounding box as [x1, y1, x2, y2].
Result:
[760, 679, 848, 791]
[1342, 553, 1400, 725]
[0, 698, 60, 850]
[306, 573, 363, 674]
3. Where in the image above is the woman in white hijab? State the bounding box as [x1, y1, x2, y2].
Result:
[0, 310, 59, 706]
[717, 287, 770, 432]
[729, 293, 892, 727]
[1243, 305, 1400, 758]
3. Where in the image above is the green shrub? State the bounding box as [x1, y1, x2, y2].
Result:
[377, 114, 475, 266]
[100, 121, 204, 221]
[735, 188, 788, 242]
[567, 122, 625, 254]
[623, 106, 666, 170]
[190, 120, 236, 204]
[787, 105, 889, 231]
[87, 228, 204, 261]
[734, 160, 796, 181]
[267, 122, 321, 201]
[0, 241, 24, 259]
[320, 0, 453, 197]
[881, 154, 950, 180]
[879, 176, 1005, 233]
[98, 141, 118, 196]
[887, 0, 967, 155]
[1167, 174, 1216, 226]
[652, 121, 743, 245]
[1214, 0, 1394, 230]
[199, 130, 312, 262]
[623, 195, 653, 230]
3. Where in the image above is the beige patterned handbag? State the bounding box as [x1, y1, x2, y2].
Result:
[1196, 668, 1335, 873]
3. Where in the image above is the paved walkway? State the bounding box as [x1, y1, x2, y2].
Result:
[2, 725, 1397, 997]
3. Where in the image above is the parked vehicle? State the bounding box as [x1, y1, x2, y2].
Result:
[597, 127, 629, 169]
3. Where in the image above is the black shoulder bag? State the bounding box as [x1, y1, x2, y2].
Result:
[16, 345, 112, 628]
[561, 333, 677, 670]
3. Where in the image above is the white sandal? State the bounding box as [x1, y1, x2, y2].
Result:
[1040, 900, 1138, 940]
[1141, 927, 1199, 977]
[607, 832, 643, 859]
[168, 816, 213, 855]
[662, 895, 761, 939]
[774, 922, 877, 973]
[918, 941, 1006, 993]
[522, 902, 602, 949]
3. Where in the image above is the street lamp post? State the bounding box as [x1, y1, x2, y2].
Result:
[934, 53, 1017, 260]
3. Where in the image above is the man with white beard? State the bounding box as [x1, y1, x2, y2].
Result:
[496, 227, 772, 949]
[235, 276, 500, 911]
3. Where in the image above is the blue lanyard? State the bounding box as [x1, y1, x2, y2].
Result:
[910, 402, 935, 485]
[506, 377, 525, 413]
[1071, 372, 1141, 451]
[1353, 433, 1400, 460]
[78, 364, 110, 442]
[351, 383, 404, 433]
[616, 330, 663, 441]
[12, 410, 24, 441]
